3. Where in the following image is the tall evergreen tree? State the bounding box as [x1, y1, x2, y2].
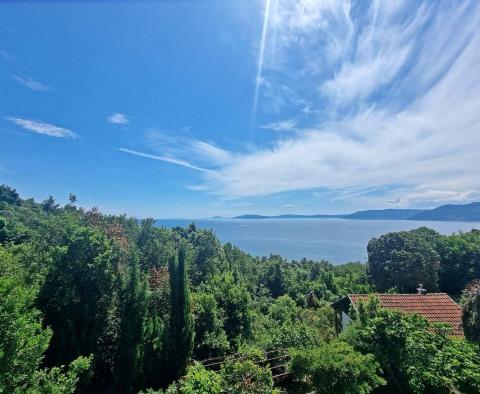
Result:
[115, 252, 148, 392]
[41, 195, 59, 213]
[142, 267, 169, 389]
[267, 262, 285, 298]
[167, 245, 194, 380]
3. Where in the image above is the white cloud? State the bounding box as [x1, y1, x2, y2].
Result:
[6, 117, 77, 138]
[192, 3, 480, 204]
[190, 140, 232, 165]
[145, 130, 232, 167]
[321, 47, 410, 105]
[401, 189, 480, 204]
[257, 0, 478, 115]
[319, 0, 429, 106]
[12, 75, 50, 91]
[118, 1, 480, 209]
[262, 119, 297, 132]
[108, 113, 129, 125]
[205, 63, 480, 197]
[118, 148, 213, 173]
[269, 0, 354, 66]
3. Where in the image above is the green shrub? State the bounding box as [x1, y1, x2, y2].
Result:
[220, 358, 278, 394]
[290, 341, 385, 394]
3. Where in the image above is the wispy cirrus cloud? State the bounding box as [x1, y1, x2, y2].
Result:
[117, 148, 213, 173]
[186, 0, 480, 208]
[116, 1, 480, 210]
[318, 1, 427, 107]
[0, 49, 16, 63]
[262, 119, 297, 132]
[190, 140, 232, 165]
[12, 75, 51, 91]
[118, 128, 233, 177]
[204, 42, 480, 198]
[144, 129, 232, 167]
[252, 0, 272, 123]
[107, 113, 129, 125]
[5, 117, 77, 138]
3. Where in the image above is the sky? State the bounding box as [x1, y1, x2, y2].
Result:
[1, 0, 480, 218]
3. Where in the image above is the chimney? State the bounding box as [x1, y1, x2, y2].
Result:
[416, 284, 427, 295]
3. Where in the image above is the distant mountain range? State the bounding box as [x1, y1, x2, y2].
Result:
[233, 202, 480, 222]
[408, 202, 480, 221]
[343, 209, 424, 220]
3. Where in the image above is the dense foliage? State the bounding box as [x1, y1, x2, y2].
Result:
[367, 226, 480, 295]
[1, 184, 479, 393]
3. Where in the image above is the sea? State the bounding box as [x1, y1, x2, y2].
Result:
[155, 219, 480, 264]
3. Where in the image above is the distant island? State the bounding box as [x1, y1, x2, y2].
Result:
[233, 202, 480, 222]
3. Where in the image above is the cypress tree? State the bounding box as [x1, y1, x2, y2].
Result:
[167, 245, 194, 380]
[115, 252, 148, 392]
[142, 267, 169, 389]
[270, 263, 285, 298]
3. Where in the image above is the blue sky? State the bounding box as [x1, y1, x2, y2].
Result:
[1, 0, 480, 218]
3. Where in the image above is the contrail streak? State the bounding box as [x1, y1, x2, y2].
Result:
[252, 0, 272, 127]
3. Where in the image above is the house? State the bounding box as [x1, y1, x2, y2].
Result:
[331, 293, 464, 336]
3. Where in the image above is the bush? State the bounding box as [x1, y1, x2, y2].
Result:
[174, 362, 221, 394]
[220, 358, 278, 394]
[290, 341, 385, 394]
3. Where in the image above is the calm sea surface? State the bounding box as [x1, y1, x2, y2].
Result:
[155, 219, 480, 264]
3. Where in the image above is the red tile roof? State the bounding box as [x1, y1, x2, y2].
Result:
[348, 293, 464, 336]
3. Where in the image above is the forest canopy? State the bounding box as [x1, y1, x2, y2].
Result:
[0, 184, 479, 393]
